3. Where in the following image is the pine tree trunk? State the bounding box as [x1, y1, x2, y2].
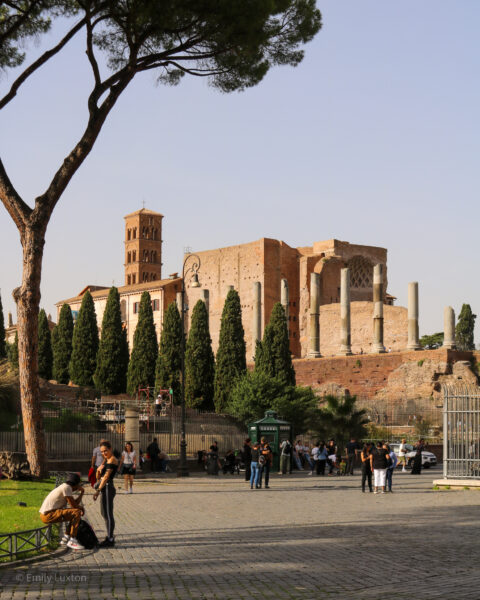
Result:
[16, 226, 47, 478]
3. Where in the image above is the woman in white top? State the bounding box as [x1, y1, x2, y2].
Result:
[119, 441, 137, 494]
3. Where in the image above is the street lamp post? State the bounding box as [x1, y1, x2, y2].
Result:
[177, 253, 201, 477]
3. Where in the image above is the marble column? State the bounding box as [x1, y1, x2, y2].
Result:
[372, 264, 386, 353]
[339, 268, 352, 355]
[200, 289, 209, 313]
[252, 282, 262, 356]
[125, 408, 140, 459]
[443, 306, 456, 349]
[281, 279, 289, 320]
[407, 282, 421, 350]
[308, 272, 321, 358]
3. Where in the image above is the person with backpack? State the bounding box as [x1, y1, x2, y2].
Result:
[279, 439, 292, 474]
[250, 441, 262, 489]
[39, 472, 85, 550]
[258, 438, 273, 488]
[147, 438, 160, 473]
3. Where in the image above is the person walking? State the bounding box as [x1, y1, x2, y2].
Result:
[411, 439, 424, 475]
[119, 441, 136, 494]
[243, 438, 252, 482]
[397, 438, 408, 472]
[310, 441, 320, 475]
[279, 439, 292, 474]
[259, 438, 273, 488]
[39, 473, 85, 550]
[345, 437, 360, 476]
[360, 443, 373, 492]
[385, 443, 398, 492]
[250, 441, 262, 489]
[93, 440, 119, 547]
[147, 438, 160, 473]
[370, 441, 390, 494]
[317, 441, 328, 476]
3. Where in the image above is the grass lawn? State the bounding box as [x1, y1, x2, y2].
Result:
[0, 478, 61, 562]
[0, 478, 57, 534]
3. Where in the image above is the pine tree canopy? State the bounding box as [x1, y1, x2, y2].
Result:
[185, 300, 215, 410]
[38, 309, 53, 380]
[214, 289, 247, 413]
[155, 301, 182, 403]
[69, 290, 99, 387]
[0, 293, 6, 359]
[52, 303, 74, 384]
[255, 302, 295, 386]
[455, 303, 476, 351]
[127, 291, 158, 395]
[94, 287, 128, 394]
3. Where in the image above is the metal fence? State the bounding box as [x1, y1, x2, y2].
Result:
[0, 409, 246, 459]
[443, 385, 480, 479]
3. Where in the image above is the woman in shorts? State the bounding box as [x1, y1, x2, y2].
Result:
[119, 441, 136, 494]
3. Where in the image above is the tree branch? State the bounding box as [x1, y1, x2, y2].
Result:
[0, 16, 87, 110]
[0, 0, 41, 46]
[85, 10, 101, 87]
[0, 158, 32, 233]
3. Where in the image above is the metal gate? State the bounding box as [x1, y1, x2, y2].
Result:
[443, 385, 480, 479]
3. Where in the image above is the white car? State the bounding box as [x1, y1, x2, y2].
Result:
[389, 443, 437, 469]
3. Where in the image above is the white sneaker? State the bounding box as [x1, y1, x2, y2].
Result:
[129, 489, 133, 494]
[67, 538, 85, 550]
[60, 534, 70, 545]
[124, 490, 130, 494]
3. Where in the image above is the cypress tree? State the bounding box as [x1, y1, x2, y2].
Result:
[456, 304, 476, 351]
[0, 293, 6, 359]
[94, 287, 128, 394]
[69, 290, 99, 387]
[256, 302, 295, 386]
[214, 289, 246, 413]
[8, 331, 19, 370]
[127, 291, 158, 395]
[52, 303, 74, 384]
[185, 300, 215, 410]
[155, 301, 182, 403]
[38, 309, 53, 380]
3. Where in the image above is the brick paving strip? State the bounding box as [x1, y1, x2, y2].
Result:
[1, 471, 479, 599]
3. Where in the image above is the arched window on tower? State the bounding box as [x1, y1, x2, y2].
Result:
[152, 228, 156, 241]
[133, 228, 137, 239]
[132, 250, 136, 262]
[127, 229, 131, 241]
[127, 251, 131, 263]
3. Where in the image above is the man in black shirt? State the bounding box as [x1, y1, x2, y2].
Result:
[345, 438, 360, 475]
[370, 441, 390, 494]
[243, 438, 252, 482]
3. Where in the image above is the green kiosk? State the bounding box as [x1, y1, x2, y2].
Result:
[247, 410, 292, 472]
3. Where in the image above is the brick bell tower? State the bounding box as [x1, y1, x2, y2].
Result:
[124, 208, 163, 285]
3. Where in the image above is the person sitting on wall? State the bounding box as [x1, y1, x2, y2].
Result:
[39, 473, 85, 551]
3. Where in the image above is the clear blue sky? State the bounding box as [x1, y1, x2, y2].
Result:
[1, 1, 479, 341]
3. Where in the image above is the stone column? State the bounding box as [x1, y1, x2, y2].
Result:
[372, 264, 386, 353]
[443, 306, 456, 349]
[308, 272, 321, 358]
[281, 279, 289, 320]
[407, 282, 421, 350]
[252, 282, 262, 356]
[125, 408, 140, 461]
[8, 312, 13, 327]
[200, 289, 209, 313]
[339, 268, 352, 355]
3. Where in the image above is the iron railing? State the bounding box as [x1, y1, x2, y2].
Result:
[443, 384, 480, 479]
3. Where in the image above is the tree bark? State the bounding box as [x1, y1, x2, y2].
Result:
[16, 225, 48, 478]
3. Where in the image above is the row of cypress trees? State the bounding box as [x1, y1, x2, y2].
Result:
[2, 286, 295, 412]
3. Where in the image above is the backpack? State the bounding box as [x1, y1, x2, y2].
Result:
[282, 441, 291, 455]
[258, 454, 266, 466]
[76, 519, 99, 549]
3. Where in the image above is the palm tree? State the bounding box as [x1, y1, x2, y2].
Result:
[316, 395, 368, 455]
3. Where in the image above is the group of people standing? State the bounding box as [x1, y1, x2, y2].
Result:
[242, 438, 273, 489]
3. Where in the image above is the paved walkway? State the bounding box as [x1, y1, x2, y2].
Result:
[1, 469, 480, 599]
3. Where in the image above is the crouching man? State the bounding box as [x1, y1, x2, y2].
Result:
[39, 473, 85, 550]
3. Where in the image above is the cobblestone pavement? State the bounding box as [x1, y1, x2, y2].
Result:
[1, 469, 480, 599]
